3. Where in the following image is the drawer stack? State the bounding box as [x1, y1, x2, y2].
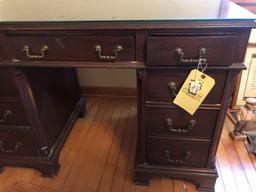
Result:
[0, 68, 40, 159]
[145, 70, 221, 168]
[135, 29, 244, 191]
[144, 68, 227, 167]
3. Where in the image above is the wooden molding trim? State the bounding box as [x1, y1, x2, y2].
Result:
[236, 3, 256, 6]
[248, 43, 256, 47]
[80, 86, 137, 98]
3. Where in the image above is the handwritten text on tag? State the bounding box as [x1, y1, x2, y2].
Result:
[173, 69, 215, 115]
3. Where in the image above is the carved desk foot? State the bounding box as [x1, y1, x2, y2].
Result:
[36, 161, 60, 178]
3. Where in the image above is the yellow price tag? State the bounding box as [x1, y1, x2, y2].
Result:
[173, 69, 215, 115]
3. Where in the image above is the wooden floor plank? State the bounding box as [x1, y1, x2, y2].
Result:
[135, 185, 149, 192]
[11, 181, 60, 192]
[173, 180, 186, 192]
[221, 126, 252, 192]
[85, 99, 129, 192]
[160, 178, 174, 192]
[0, 167, 20, 192]
[186, 181, 197, 192]
[216, 137, 239, 192]
[109, 101, 137, 192]
[62, 98, 114, 192]
[223, 117, 256, 192]
[215, 159, 226, 192]
[148, 178, 161, 192]
[122, 101, 137, 192]
[96, 99, 131, 192]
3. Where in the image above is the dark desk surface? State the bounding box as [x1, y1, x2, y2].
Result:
[0, 0, 255, 22]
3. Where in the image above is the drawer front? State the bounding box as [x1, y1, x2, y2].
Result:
[147, 138, 210, 167]
[146, 107, 218, 139]
[0, 129, 39, 157]
[8, 35, 135, 62]
[0, 101, 29, 126]
[0, 48, 4, 60]
[146, 69, 227, 104]
[147, 35, 239, 66]
[0, 68, 19, 98]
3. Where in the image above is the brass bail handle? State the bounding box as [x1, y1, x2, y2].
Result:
[168, 81, 177, 98]
[166, 118, 196, 133]
[95, 44, 123, 61]
[163, 149, 191, 163]
[176, 48, 207, 63]
[0, 141, 22, 153]
[23, 45, 48, 59]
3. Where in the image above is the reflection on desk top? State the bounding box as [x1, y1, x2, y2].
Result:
[0, 0, 255, 22]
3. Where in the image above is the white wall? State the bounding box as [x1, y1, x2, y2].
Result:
[78, 68, 136, 88]
[249, 29, 256, 43]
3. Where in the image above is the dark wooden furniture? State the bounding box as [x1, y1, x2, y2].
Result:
[0, 66, 85, 176]
[0, 0, 255, 191]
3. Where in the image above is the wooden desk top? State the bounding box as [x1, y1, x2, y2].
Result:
[0, 0, 255, 22]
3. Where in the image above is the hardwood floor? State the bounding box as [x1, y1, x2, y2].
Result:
[0, 97, 255, 192]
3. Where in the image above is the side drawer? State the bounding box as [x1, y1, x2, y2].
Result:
[0, 47, 4, 60]
[8, 35, 135, 62]
[147, 34, 239, 66]
[147, 137, 210, 167]
[0, 129, 40, 157]
[0, 68, 19, 98]
[146, 69, 227, 104]
[146, 106, 218, 139]
[0, 101, 29, 126]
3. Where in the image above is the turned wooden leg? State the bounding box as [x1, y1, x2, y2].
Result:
[0, 164, 4, 173]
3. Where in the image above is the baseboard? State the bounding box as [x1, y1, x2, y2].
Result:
[80, 86, 137, 98]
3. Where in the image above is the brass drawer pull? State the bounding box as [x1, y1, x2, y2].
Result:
[163, 149, 191, 163]
[23, 45, 48, 59]
[0, 141, 22, 153]
[166, 118, 196, 133]
[176, 48, 207, 63]
[95, 44, 123, 61]
[0, 110, 12, 123]
[168, 81, 177, 98]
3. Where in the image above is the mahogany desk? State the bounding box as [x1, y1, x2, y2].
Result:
[0, 0, 255, 191]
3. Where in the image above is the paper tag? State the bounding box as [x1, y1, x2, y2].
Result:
[173, 69, 215, 115]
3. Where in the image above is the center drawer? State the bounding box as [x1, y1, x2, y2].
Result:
[147, 137, 210, 167]
[8, 35, 135, 62]
[146, 106, 218, 139]
[146, 69, 227, 104]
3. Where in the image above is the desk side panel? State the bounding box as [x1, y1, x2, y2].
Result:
[21, 68, 81, 149]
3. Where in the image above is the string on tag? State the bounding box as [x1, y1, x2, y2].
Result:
[195, 58, 207, 81]
[189, 58, 208, 95]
